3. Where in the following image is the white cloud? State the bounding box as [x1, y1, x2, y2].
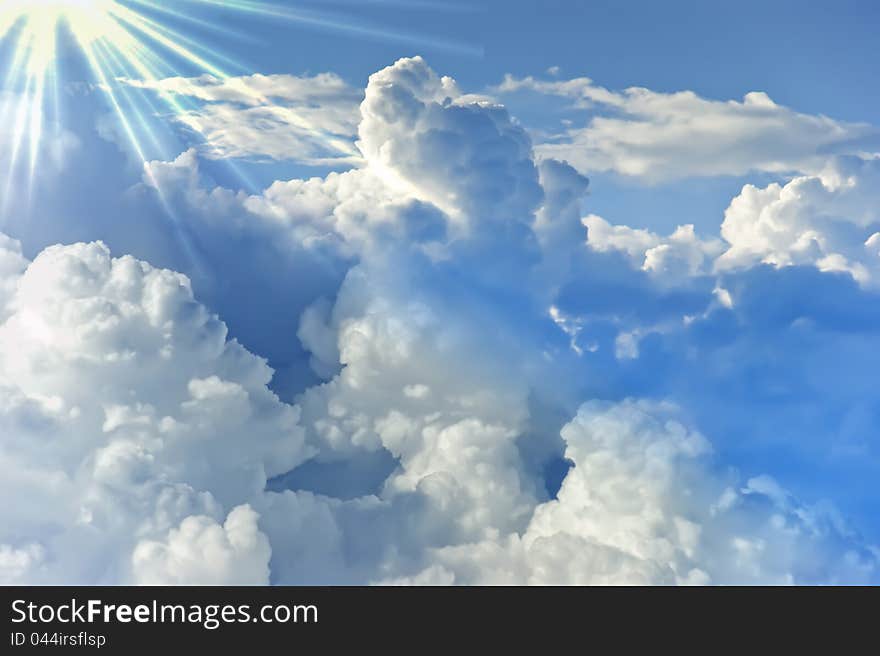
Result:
[294, 261, 541, 542]
[141, 55, 552, 295]
[359, 57, 542, 225]
[717, 156, 880, 285]
[124, 73, 363, 164]
[0, 240, 309, 583]
[127, 73, 356, 107]
[133, 505, 271, 585]
[0, 543, 45, 584]
[584, 214, 724, 283]
[3, 57, 879, 586]
[0, 233, 27, 320]
[397, 401, 878, 585]
[266, 59, 877, 584]
[579, 156, 880, 289]
[494, 74, 879, 182]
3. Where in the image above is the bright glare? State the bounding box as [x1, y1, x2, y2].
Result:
[0, 0, 230, 197]
[4, 1, 117, 46]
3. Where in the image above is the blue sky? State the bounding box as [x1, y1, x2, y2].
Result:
[190, 1, 880, 122]
[0, 1, 879, 584]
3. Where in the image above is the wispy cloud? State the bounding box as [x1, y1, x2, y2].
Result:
[493, 73, 880, 182]
[123, 73, 364, 165]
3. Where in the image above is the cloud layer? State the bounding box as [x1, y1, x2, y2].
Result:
[494, 73, 880, 181]
[1, 57, 878, 585]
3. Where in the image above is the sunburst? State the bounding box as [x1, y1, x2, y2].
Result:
[0, 0, 240, 200]
[0, 0, 479, 207]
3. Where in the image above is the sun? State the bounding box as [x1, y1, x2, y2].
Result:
[1, 1, 114, 56]
[1, 0, 115, 77]
[0, 0, 234, 198]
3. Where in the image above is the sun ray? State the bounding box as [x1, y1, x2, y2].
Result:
[0, 1, 232, 197]
[0, 0, 481, 213]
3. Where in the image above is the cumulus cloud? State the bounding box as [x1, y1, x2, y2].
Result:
[133, 505, 271, 585]
[582, 155, 880, 288]
[293, 259, 543, 538]
[566, 159, 880, 502]
[0, 240, 309, 583]
[265, 58, 877, 584]
[3, 57, 879, 585]
[717, 156, 880, 285]
[124, 73, 363, 164]
[130, 55, 555, 395]
[584, 214, 724, 283]
[386, 401, 878, 585]
[493, 73, 880, 182]
[358, 58, 543, 227]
